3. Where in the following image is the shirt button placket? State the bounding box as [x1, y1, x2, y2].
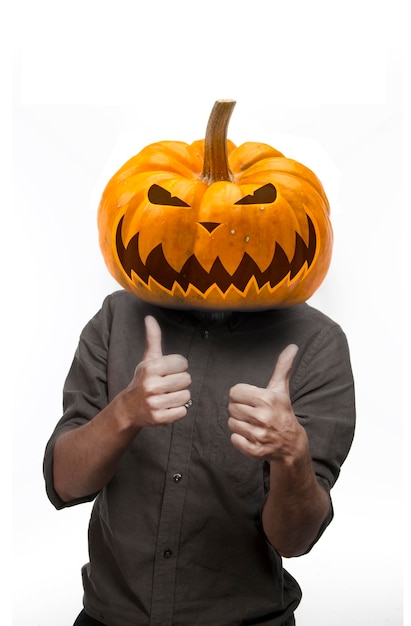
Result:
[150, 326, 212, 625]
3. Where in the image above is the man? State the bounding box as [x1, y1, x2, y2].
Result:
[44, 100, 355, 624]
[43, 293, 355, 625]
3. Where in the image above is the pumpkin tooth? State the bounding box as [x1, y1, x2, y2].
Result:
[115, 213, 318, 296]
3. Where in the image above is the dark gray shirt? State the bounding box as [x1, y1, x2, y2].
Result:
[43, 290, 355, 626]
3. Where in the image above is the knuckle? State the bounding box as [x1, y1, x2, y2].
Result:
[146, 395, 161, 411]
[183, 373, 192, 388]
[170, 354, 188, 370]
[251, 442, 268, 458]
[143, 381, 157, 396]
[180, 356, 189, 369]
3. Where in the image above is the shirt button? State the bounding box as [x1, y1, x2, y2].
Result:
[172, 473, 183, 483]
[163, 549, 173, 558]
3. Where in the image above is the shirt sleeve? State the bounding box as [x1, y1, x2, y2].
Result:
[291, 322, 356, 492]
[43, 297, 113, 510]
[286, 323, 355, 552]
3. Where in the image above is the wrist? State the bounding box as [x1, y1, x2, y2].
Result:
[104, 392, 142, 440]
[267, 421, 309, 467]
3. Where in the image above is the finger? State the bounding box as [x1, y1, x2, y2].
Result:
[148, 369, 191, 394]
[266, 344, 299, 391]
[229, 383, 260, 407]
[155, 405, 190, 424]
[228, 415, 265, 441]
[143, 316, 163, 360]
[230, 433, 265, 459]
[147, 388, 191, 412]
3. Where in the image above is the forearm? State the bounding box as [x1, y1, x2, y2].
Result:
[53, 394, 140, 503]
[262, 439, 331, 558]
[52, 316, 191, 504]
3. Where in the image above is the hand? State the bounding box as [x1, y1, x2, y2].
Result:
[120, 316, 192, 428]
[228, 344, 306, 461]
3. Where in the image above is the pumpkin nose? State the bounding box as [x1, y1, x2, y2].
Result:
[199, 222, 221, 234]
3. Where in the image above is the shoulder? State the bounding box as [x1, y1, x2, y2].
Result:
[103, 289, 144, 312]
[245, 302, 345, 344]
[82, 290, 162, 343]
[283, 302, 341, 329]
[287, 303, 350, 359]
[99, 290, 160, 321]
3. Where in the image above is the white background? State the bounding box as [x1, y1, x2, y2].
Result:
[9, 1, 406, 624]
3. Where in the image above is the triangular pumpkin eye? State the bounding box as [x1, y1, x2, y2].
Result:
[148, 184, 190, 207]
[234, 183, 277, 205]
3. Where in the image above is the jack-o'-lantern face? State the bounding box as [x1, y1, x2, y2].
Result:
[98, 101, 333, 311]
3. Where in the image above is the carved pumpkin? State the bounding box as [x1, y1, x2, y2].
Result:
[98, 100, 333, 311]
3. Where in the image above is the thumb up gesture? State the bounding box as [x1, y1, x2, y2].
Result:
[121, 316, 192, 429]
[228, 345, 303, 461]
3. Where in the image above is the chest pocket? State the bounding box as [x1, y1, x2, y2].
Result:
[209, 396, 265, 497]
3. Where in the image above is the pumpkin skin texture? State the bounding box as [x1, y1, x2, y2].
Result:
[98, 101, 333, 311]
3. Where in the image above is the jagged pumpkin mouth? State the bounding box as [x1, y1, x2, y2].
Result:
[115, 214, 317, 295]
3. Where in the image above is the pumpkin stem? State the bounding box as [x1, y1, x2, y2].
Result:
[200, 99, 236, 184]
